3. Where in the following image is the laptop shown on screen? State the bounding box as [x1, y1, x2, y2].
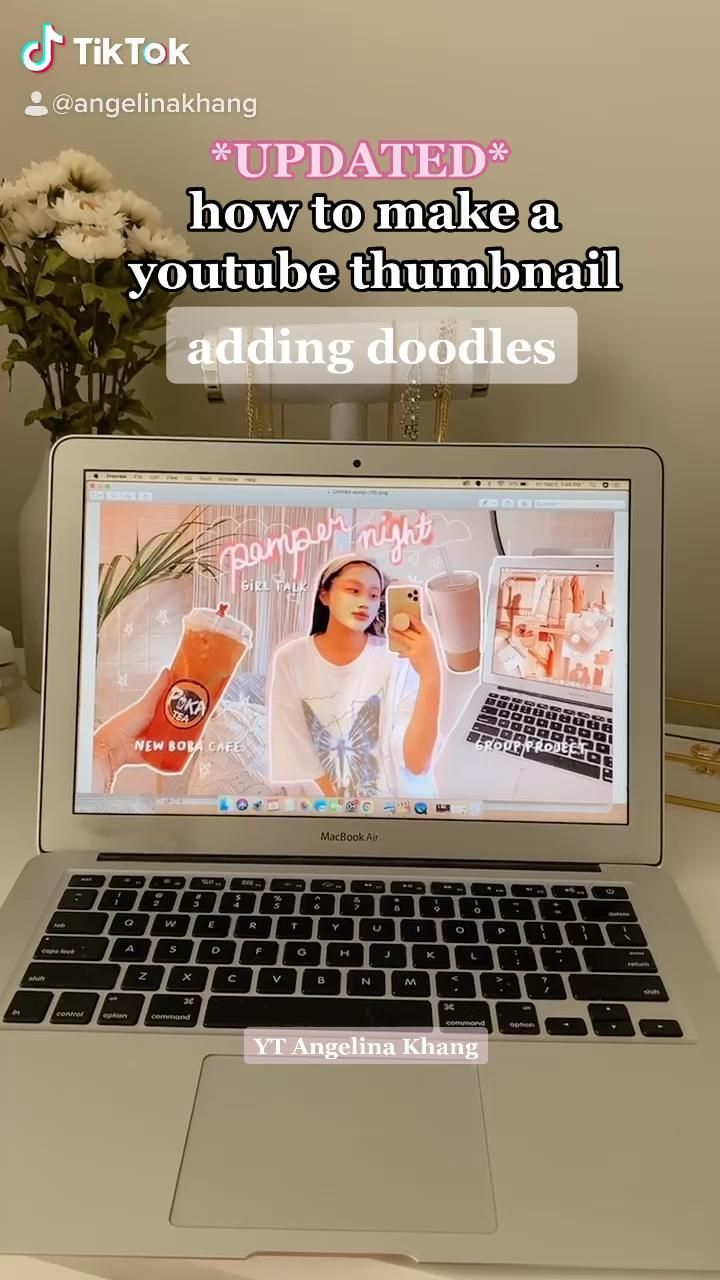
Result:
[1, 438, 719, 1272]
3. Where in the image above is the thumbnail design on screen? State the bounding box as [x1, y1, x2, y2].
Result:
[80, 489, 625, 822]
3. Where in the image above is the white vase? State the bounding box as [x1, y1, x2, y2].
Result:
[18, 447, 50, 693]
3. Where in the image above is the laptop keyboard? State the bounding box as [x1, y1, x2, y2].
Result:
[467, 693, 613, 782]
[2, 873, 685, 1041]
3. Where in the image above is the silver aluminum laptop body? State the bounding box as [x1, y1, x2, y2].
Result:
[1, 437, 719, 1270]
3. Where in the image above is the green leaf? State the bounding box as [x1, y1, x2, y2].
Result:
[123, 397, 152, 420]
[35, 277, 56, 298]
[0, 306, 22, 328]
[43, 248, 71, 274]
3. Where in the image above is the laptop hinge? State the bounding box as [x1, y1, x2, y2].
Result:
[97, 854, 602, 872]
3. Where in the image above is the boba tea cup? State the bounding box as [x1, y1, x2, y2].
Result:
[426, 571, 482, 673]
[139, 607, 252, 774]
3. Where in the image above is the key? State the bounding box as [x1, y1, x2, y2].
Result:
[192, 915, 231, 938]
[145, 994, 201, 1027]
[211, 968, 252, 993]
[240, 940, 278, 965]
[471, 883, 507, 896]
[283, 942, 321, 966]
[380, 895, 415, 917]
[438, 1000, 492, 1031]
[99, 889, 137, 912]
[499, 899, 535, 920]
[98, 993, 144, 1026]
[311, 879, 346, 893]
[230, 877, 266, 891]
[430, 882, 467, 895]
[190, 876, 226, 890]
[4, 990, 53, 1023]
[270, 878, 305, 892]
[234, 916, 272, 939]
[437, 972, 475, 999]
[497, 1002, 540, 1035]
[481, 972, 521, 999]
[390, 881, 426, 894]
[50, 992, 98, 1024]
[369, 944, 406, 968]
[524, 922, 562, 946]
[582, 948, 656, 973]
[58, 888, 98, 911]
[109, 913, 148, 937]
[205, 996, 431, 1029]
[511, 884, 547, 897]
[566, 922, 604, 947]
[276, 917, 313, 940]
[34, 935, 108, 962]
[109, 876, 145, 889]
[546, 1017, 587, 1036]
[459, 897, 496, 919]
[551, 884, 588, 898]
[110, 938, 151, 962]
[180, 892, 217, 913]
[302, 969, 341, 995]
[196, 940, 236, 965]
[153, 939, 192, 963]
[122, 965, 164, 991]
[411, 945, 450, 970]
[498, 946, 537, 971]
[525, 973, 566, 1000]
[69, 875, 105, 888]
[318, 918, 354, 941]
[591, 1017, 635, 1037]
[259, 893, 296, 915]
[139, 891, 177, 913]
[150, 914, 190, 936]
[220, 892, 257, 914]
[347, 971, 385, 997]
[639, 1019, 683, 1038]
[589, 1002, 630, 1020]
[150, 876, 186, 890]
[484, 921, 520, 944]
[47, 911, 107, 935]
[401, 920, 436, 942]
[359, 920, 395, 941]
[167, 966, 208, 992]
[579, 901, 637, 923]
[326, 943, 363, 967]
[456, 946, 493, 970]
[257, 968, 297, 995]
[539, 900, 576, 921]
[351, 880, 386, 893]
[442, 920, 478, 943]
[339, 894, 374, 916]
[571, 975, 668, 1002]
[539, 946, 580, 972]
[607, 923, 647, 947]
[592, 885, 629, 900]
[300, 893, 335, 916]
[392, 971, 431, 997]
[20, 962, 119, 990]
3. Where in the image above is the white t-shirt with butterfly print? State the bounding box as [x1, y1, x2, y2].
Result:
[267, 635, 436, 798]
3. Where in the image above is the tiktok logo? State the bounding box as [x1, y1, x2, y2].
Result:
[21, 22, 65, 72]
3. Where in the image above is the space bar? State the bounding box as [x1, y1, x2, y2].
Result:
[204, 996, 433, 1029]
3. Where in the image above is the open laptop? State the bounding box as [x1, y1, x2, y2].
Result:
[1, 437, 719, 1269]
[435, 554, 617, 810]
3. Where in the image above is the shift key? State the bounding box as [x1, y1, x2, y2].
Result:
[20, 963, 119, 990]
[570, 974, 668, 1002]
[46, 911, 108, 935]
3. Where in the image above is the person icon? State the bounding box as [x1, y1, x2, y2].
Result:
[25, 91, 48, 117]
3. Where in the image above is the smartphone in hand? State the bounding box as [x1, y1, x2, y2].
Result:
[386, 584, 423, 653]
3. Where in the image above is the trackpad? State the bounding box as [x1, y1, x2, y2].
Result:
[171, 1054, 496, 1233]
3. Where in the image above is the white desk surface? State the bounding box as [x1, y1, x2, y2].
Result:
[1, 681, 718, 1280]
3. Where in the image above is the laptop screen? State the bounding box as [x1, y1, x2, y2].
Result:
[74, 472, 629, 824]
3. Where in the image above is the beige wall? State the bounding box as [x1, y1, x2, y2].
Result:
[1, 0, 718, 701]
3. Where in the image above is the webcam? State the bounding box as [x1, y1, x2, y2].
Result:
[353, 458, 362, 468]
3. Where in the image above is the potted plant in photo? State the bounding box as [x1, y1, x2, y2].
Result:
[0, 150, 190, 690]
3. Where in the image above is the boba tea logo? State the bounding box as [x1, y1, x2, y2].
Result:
[164, 680, 209, 730]
[21, 23, 65, 72]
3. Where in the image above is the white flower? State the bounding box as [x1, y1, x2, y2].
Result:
[56, 150, 113, 192]
[56, 225, 127, 262]
[109, 188, 162, 228]
[17, 159, 67, 197]
[8, 201, 57, 242]
[126, 223, 190, 260]
[0, 180, 20, 216]
[52, 191, 124, 231]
